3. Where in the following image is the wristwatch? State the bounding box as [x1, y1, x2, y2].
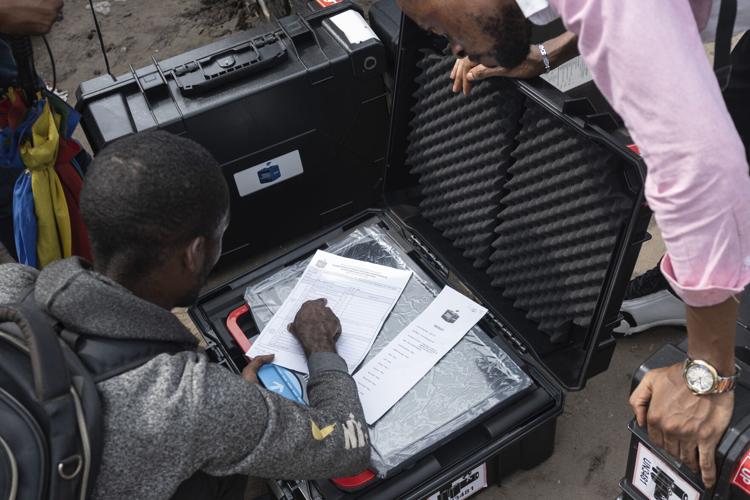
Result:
[683, 358, 741, 395]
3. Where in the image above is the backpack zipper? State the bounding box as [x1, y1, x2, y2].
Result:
[0, 331, 27, 354]
[0, 388, 47, 500]
[1, 330, 88, 499]
[69, 387, 91, 500]
[0, 434, 18, 500]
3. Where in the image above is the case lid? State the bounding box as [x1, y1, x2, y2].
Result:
[384, 17, 649, 390]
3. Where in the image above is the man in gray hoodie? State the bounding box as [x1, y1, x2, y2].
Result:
[0, 130, 371, 499]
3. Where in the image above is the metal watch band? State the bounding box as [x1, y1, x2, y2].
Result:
[715, 371, 739, 393]
[538, 44, 551, 73]
[684, 358, 741, 394]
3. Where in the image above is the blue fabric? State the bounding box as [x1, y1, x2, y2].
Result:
[45, 90, 81, 140]
[12, 171, 37, 267]
[70, 157, 84, 178]
[0, 99, 44, 168]
[73, 145, 91, 175]
[0, 99, 43, 169]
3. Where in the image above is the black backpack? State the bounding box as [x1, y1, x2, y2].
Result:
[0, 293, 186, 499]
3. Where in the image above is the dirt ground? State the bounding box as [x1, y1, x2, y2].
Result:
[33, 0, 374, 101]
[36, 0, 233, 96]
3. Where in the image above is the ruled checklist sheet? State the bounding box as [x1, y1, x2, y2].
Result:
[247, 250, 412, 374]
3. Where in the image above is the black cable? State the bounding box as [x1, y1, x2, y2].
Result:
[42, 35, 56, 92]
[87, 0, 114, 78]
[7, 36, 38, 103]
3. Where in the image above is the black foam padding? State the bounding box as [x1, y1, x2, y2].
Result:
[487, 101, 632, 340]
[406, 53, 524, 268]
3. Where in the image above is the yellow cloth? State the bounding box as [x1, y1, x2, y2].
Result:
[20, 99, 71, 267]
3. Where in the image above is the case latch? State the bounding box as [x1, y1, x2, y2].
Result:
[562, 97, 619, 133]
[278, 15, 315, 46]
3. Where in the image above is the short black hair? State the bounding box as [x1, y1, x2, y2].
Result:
[475, 5, 530, 70]
[81, 131, 229, 274]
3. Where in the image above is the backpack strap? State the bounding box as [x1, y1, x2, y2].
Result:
[714, 0, 737, 90]
[19, 292, 190, 383]
[0, 302, 70, 402]
[59, 329, 188, 383]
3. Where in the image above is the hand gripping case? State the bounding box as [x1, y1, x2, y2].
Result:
[619, 289, 750, 500]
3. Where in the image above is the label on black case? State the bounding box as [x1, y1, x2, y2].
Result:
[426, 463, 487, 500]
[632, 442, 700, 500]
[233, 150, 304, 197]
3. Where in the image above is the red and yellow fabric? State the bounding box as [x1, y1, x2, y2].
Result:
[0, 88, 29, 131]
[19, 98, 72, 267]
[55, 138, 92, 262]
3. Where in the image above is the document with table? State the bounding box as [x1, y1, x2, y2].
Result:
[354, 286, 488, 424]
[246, 250, 412, 374]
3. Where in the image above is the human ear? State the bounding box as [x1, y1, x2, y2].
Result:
[183, 236, 206, 274]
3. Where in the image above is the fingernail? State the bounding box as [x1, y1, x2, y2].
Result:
[467, 74, 474, 81]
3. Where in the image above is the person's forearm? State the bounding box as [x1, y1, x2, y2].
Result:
[686, 297, 738, 375]
[0, 0, 62, 35]
[543, 31, 579, 70]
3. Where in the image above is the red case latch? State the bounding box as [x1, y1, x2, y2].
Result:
[226, 304, 253, 353]
[331, 470, 377, 491]
[316, 0, 343, 7]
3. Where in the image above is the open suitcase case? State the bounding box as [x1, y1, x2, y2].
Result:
[77, 2, 651, 498]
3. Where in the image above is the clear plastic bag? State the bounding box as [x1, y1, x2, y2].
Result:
[244, 220, 533, 476]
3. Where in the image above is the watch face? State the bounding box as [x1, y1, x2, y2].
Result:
[686, 363, 715, 393]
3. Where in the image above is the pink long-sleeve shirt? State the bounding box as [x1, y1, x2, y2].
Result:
[549, 0, 750, 307]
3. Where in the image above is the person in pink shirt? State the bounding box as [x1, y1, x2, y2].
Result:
[398, 0, 750, 489]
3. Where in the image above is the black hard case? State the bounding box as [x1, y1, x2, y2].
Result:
[75, 3, 389, 258]
[79, 3, 651, 498]
[619, 291, 750, 500]
[190, 9, 651, 500]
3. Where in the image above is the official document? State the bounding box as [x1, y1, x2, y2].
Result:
[354, 286, 488, 424]
[246, 250, 412, 374]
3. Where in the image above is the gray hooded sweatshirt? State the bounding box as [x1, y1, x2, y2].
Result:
[0, 258, 370, 499]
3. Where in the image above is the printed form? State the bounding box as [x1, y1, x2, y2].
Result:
[247, 250, 412, 374]
[354, 286, 487, 424]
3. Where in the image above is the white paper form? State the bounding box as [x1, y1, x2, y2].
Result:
[246, 250, 412, 374]
[354, 286, 488, 424]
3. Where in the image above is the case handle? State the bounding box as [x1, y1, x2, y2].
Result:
[174, 36, 288, 97]
[226, 304, 254, 354]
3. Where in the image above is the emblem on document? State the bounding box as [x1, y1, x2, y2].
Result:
[441, 309, 459, 323]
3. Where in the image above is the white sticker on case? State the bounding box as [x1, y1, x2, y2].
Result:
[632, 442, 700, 500]
[330, 10, 378, 44]
[233, 150, 304, 197]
